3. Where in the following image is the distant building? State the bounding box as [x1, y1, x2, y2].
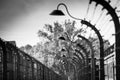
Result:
[104, 44, 115, 80]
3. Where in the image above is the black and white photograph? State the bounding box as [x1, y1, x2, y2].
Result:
[0, 0, 120, 80]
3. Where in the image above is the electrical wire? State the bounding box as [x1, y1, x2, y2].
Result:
[99, 18, 111, 31]
[96, 14, 110, 30]
[94, 9, 105, 25]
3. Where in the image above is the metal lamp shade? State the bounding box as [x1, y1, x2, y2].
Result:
[50, 10, 65, 16]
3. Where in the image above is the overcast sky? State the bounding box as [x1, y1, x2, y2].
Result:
[0, 0, 89, 47]
[0, 0, 116, 47]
